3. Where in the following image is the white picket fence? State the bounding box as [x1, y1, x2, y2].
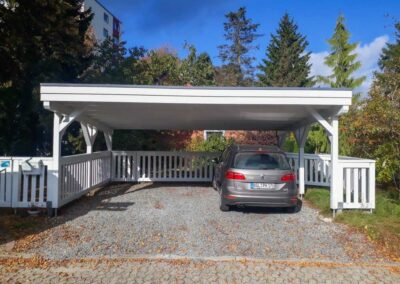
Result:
[338, 158, 375, 209]
[0, 157, 57, 208]
[0, 151, 376, 210]
[59, 151, 111, 207]
[286, 153, 331, 187]
[286, 153, 375, 210]
[112, 151, 219, 182]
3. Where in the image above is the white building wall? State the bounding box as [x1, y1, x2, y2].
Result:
[83, 0, 120, 43]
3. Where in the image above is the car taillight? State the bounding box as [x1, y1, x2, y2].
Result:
[225, 171, 246, 180]
[281, 173, 296, 182]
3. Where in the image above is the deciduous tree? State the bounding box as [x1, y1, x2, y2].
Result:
[0, 0, 93, 155]
[350, 22, 400, 194]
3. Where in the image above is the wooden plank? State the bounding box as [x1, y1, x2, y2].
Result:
[116, 155, 121, 180]
[147, 155, 151, 179]
[158, 155, 161, 179]
[345, 168, 351, 203]
[361, 168, 366, 204]
[30, 175, 37, 203]
[353, 169, 359, 204]
[169, 155, 172, 178]
[22, 175, 29, 203]
[164, 155, 167, 179]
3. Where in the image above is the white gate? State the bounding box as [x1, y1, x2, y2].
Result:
[0, 157, 55, 208]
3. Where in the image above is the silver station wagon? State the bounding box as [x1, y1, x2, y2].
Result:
[212, 145, 299, 212]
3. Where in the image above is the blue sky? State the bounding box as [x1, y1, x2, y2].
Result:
[101, 0, 399, 93]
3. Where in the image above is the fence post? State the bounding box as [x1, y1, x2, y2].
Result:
[369, 162, 376, 210]
[329, 117, 340, 212]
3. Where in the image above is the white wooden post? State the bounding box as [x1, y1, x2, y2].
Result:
[294, 126, 309, 197]
[104, 131, 113, 151]
[48, 112, 82, 211]
[81, 122, 98, 188]
[329, 117, 340, 212]
[48, 113, 64, 210]
[369, 161, 376, 210]
[81, 123, 98, 154]
[308, 108, 342, 213]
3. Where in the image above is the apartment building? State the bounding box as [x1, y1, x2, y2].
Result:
[83, 0, 121, 43]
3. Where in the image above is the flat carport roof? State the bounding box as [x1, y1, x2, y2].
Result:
[40, 84, 352, 132]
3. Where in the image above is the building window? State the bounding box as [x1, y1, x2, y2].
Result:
[204, 130, 225, 140]
[103, 28, 109, 38]
[113, 20, 120, 32]
[104, 13, 109, 23]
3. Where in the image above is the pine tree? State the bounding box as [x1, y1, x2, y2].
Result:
[258, 13, 313, 87]
[319, 14, 365, 88]
[312, 14, 366, 155]
[218, 7, 261, 86]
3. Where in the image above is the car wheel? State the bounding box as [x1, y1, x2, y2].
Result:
[286, 204, 300, 213]
[219, 197, 230, 212]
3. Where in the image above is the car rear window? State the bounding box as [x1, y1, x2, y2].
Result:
[233, 152, 291, 170]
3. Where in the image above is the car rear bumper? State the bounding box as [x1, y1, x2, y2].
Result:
[222, 193, 298, 207]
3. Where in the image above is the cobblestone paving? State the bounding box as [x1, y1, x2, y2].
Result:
[1, 256, 399, 284]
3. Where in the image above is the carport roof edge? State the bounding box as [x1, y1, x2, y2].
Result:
[40, 83, 353, 131]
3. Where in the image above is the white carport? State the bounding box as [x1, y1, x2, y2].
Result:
[0, 84, 376, 214]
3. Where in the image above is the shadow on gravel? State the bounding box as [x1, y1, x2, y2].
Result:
[0, 182, 211, 247]
[231, 200, 303, 215]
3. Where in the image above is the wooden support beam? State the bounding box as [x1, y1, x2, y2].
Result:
[81, 122, 98, 154]
[308, 107, 334, 135]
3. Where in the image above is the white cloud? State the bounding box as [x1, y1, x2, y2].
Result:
[310, 35, 389, 96]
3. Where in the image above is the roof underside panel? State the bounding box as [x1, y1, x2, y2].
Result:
[41, 84, 353, 131]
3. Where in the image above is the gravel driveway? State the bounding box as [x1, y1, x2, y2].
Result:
[9, 182, 386, 263]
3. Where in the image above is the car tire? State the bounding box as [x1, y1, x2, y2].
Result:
[286, 204, 301, 213]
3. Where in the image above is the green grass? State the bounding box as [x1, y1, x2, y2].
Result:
[305, 187, 400, 258]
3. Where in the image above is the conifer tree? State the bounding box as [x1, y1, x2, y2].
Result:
[258, 13, 313, 87]
[319, 14, 365, 88]
[310, 14, 365, 155]
[218, 7, 261, 86]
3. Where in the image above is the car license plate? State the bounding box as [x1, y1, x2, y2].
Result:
[250, 183, 275, 190]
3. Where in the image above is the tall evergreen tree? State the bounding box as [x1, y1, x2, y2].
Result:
[309, 14, 365, 155]
[258, 13, 313, 87]
[319, 14, 365, 88]
[218, 7, 261, 86]
[0, 0, 93, 155]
